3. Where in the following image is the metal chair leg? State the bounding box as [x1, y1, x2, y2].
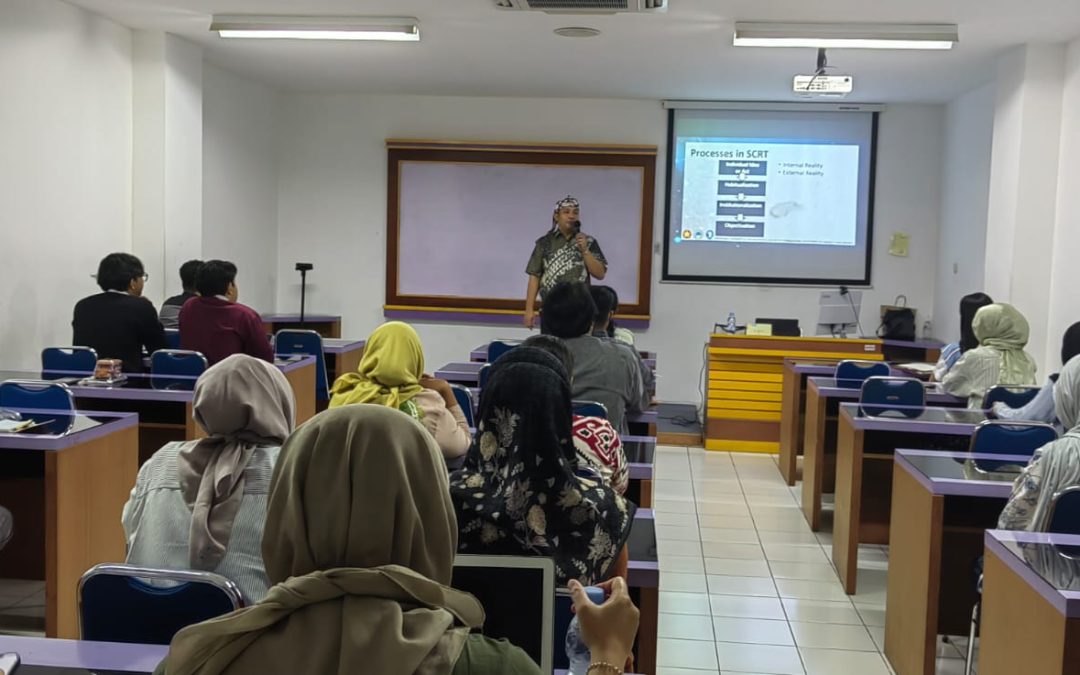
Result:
[964, 600, 980, 675]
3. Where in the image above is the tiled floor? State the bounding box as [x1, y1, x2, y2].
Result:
[653, 446, 976, 675]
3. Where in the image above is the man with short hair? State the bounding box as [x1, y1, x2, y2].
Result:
[178, 260, 274, 365]
[72, 253, 168, 373]
[589, 285, 656, 397]
[159, 259, 203, 329]
[541, 281, 646, 433]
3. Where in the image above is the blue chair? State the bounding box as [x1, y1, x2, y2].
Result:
[478, 363, 493, 390]
[858, 376, 926, 418]
[275, 330, 330, 401]
[451, 385, 475, 428]
[40, 346, 98, 375]
[487, 340, 518, 363]
[983, 385, 1042, 410]
[969, 420, 1058, 473]
[150, 350, 208, 377]
[0, 380, 76, 432]
[835, 360, 890, 389]
[164, 329, 181, 350]
[78, 564, 244, 645]
[572, 400, 608, 419]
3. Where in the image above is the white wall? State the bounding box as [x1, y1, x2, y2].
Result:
[0, 0, 132, 366]
[933, 82, 996, 343]
[202, 63, 281, 313]
[276, 95, 944, 403]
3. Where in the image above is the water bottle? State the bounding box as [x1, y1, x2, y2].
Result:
[565, 615, 591, 675]
[922, 320, 933, 340]
[726, 311, 737, 333]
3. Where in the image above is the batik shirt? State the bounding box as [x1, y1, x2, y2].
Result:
[525, 229, 607, 300]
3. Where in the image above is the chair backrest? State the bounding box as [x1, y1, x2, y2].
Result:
[487, 340, 518, 363]
[41, 346, 98, 375]
[835, 360, 891, 389]
[451, 384, 475, 427]
[274, 330, 329, 401]
[478, 363, 493, 390]
[78, 564, 244, 645]
[1047, 486, 1080, 535]
[164, 329, 182, 350]
[859, 376, 926, 418]
[970, 420, 1058, 473]
[983, 385, 1042, 410]
[0, 380, 76, 431]
[572, 400, 609, 419]
[150, 350, 208, 377]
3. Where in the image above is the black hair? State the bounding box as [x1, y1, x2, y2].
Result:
[1062, 322, 1080, 366]
[195, 260, 238, 297]
[522, 334, 575, 375]
[179, 260, 204, 292]
[540, 282, 596, 339]
[589, 286, 619, 336]
[96, 253, 145, 292]
[959, 292, 994, 353]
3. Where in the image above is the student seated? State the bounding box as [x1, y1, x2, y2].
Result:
[449, 347, 635, 585]
[122, 354, 294, 603]
[542, 281, 647, 433]
[933, 292, 994, 381]
[160, 259, 203, 329]
[998, 355, 1080, 530]
[589, 285, 655, 397]
[522, 334, 629, 494]
[995, 322, 1080, 426]
[72, 252, 167, 373]
[329, 321, 469, 459]
[943, 303, 1038, 408]
[153, 404, 642, 675]
[591, 285, 636, 347]
[179, 260, 273, 366]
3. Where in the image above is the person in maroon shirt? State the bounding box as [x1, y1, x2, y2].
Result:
[178, 260, 274, 366]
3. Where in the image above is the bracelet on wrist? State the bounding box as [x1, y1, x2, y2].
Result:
[586, 662, 621, 675]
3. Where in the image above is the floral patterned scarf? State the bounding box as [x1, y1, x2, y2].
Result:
[449, 347, 635, 585]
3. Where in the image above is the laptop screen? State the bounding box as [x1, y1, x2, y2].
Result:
[451, 555, 554, 674]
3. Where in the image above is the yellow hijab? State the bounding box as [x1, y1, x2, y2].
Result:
[329, 321, 425, 410]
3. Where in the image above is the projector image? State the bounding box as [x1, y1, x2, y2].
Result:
[793, 74, 854, 96]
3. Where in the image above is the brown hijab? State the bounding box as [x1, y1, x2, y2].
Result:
[179, 354, 295, 570]
[159, 405, 484, 675]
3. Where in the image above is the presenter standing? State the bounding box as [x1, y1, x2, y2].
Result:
[524, 195, 607, 329]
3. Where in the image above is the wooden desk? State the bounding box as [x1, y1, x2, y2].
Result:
[801, 377, 965, 531]
[779, 361, 839, 485]
[261, 313, 341, 339]
[881, 338, 944, 364]
[0, 412, 138, 638]
[980, 530, 1080, 675]
[322, 338, 365, 384]
[831, 404, 987, 593]
[706, 334, 883, 454]
[884, 450, 1018, 675]
[628, 509, 659, 675]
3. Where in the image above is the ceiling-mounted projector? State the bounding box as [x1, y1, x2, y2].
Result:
[793, 74, 854, 96]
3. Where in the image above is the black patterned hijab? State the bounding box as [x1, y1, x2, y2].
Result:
[449, 347, 636, 585]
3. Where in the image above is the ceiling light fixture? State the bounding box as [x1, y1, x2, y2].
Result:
[210, 15, 420, 41]
[554, 27, 601, 38]
[733, 22, 958, 50]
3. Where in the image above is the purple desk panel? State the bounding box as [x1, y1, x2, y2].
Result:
[0, 636, 166, 672]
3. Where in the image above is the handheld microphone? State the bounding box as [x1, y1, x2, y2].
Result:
[571, 221, 582, 236]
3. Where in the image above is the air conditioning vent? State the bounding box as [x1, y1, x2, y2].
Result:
[495, 0, 666, 14]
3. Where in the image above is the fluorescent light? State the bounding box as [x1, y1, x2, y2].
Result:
[211, 15, 420, 42]
[733, 22, 957, 50]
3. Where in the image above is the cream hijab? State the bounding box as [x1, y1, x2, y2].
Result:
[180, 354, 295, 570]
[159, 405, 484, 675]
[972, 303, 1038, 385]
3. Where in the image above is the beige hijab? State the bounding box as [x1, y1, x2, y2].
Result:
[180, 354, 295, 570]
[159, 405, 484, 675]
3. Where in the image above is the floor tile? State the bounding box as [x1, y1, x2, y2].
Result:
[661, 539, 704, 557]
[659, 591, 712, 616]
[657, 637, 719, 670]
[655, 668, 721, 675]
[703, 558, 772, 578]
[657, 612, 715, 641]
[659, 524, 704, 542]
[767, 562, 840, 582]
[701, 541, 765, 560]
[700, 527, 761, 544]
[712, 616, 795, 646]
[661, 555, 707, 574]
[709, 595, 786, 620]
[707, 575, 777, 597]
[757, 529, 820, 545]
[934, 656, 970, 675]
[799, 648, 890, 675]
[763, 544, 830, 564]
[781, 599, 862, 625]
[789, 622, 877, 651]
[855, 604, 886, 628]
[698, 500, 753, 514]
[868, 625, 885, 651]
[656, 512, 701, 528]
[697, 514, 755, 530]
[654, 499, 698, 514]
[661, 572, 709, 593]
[715, 642, 805, 675]
[775, 579, 849, 602]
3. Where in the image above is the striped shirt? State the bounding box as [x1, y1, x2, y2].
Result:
[122, 442, 279, 603]
[933, 341, 962, 381]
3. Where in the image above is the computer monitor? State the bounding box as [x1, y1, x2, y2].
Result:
[754, 318, 801, 337]
[451, 555, 555, 674]
[815, 290, 862, 338]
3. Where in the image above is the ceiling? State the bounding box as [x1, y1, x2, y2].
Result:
[68, 0, 1080, 102]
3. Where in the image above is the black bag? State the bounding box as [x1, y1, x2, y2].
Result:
[878, 295, 916, 341]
